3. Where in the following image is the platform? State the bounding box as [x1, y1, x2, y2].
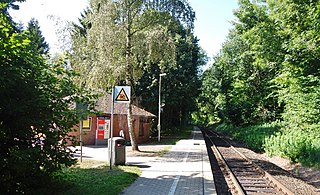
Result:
[121, 128, 216, 195]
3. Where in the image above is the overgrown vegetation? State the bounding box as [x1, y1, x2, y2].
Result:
[216, 123, 280, 152]
[1, 1, 94, 193]
[215, 122, 320, 167]
[195, 0, 320, 167]
[264, 125, 320, 167]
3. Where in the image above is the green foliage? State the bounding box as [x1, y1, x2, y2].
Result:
[160, 29, 205, 128]
[0, 0, 25, 14]
[216, 122, 280, 152]
[0, 8, 93, 193]
[215, 122, 320, 166]
[197, 0, 320, 167]
[192, 63, 222, 126]
[268, 0, 320, 128]
[262, 1, 320, 166]
[71, 0, 202, 132]
[26, 18, 49, 55]
[70, 0, 195, 90]
[135, 28, 205, 129]
[264, 125, 320, 167]
[197, 3, 283, 125]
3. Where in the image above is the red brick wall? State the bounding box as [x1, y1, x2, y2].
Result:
[68, 116, 97, 145]
[107, 115, 151, 144]
[69, 115, 152, 145]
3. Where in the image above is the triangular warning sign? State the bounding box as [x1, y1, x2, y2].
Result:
[115, 88, 129, 102]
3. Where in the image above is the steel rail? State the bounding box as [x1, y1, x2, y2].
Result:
[211, 143, 246, 195]
[203, 128, 295, 195]
[229, 144, 294, 195]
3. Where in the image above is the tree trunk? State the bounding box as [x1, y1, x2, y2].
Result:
[127, 102, 139, 151]
[125, 3, 139, 151]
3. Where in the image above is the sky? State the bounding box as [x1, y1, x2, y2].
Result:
[189, 0, 238, 58]
[10, 0, 239, 65]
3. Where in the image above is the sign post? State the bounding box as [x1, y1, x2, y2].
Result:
[76, 103, 88, 163]
[109, 86, 130, 170]
[109, 87, 115, 170]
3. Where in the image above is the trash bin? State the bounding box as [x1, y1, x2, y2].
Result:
[108, 137, 126, 165]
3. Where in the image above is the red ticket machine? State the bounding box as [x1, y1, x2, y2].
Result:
[96, 117, 110, 145]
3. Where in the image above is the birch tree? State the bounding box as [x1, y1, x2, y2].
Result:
[71, 0, 194, 151]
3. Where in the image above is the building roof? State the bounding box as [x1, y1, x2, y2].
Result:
[95, 94, 156, 117]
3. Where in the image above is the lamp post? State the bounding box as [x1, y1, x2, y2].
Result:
[158, 73, 166, 142]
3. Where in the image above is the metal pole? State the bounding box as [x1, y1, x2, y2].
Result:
[158, 73, 166, 142]
[109, 87, 115, 170]
[158, 76, 161, 142]
[80, 120, 83, 163]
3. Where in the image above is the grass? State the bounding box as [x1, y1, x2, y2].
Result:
[32, 125, 193, 194]
[33, 159, 141, 195]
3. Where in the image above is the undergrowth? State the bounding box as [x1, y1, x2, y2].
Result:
[215, 122, 320, 167]
[216, 122, 280, 152]
[264, 124, 320, 167]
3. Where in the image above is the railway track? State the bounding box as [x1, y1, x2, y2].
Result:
[201, 127, 295, 195]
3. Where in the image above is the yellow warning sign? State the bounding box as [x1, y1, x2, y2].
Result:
[115, 88, 129, 102]
[114, 86, 130, 103]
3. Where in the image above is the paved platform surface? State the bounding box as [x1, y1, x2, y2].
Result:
[121, 128, 216, 195]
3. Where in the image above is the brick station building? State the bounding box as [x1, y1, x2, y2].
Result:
[70, 94, 155, 145]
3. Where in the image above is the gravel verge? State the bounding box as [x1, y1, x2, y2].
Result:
[223, 136, 320, 195]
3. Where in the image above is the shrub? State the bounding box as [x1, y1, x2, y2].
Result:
[216, 122, 280, 152]
[264, 125, 320, 166]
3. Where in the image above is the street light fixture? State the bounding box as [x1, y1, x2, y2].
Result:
[158, 73, 167, 142]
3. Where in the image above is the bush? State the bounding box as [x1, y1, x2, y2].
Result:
[0, 10, 93, 193]
[216, 122, 320, 167]
[264, 125, 320, 166]
[216, 122, 280, 152]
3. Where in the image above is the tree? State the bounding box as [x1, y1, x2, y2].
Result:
[72, 8, 92, 38]
[1, 0, 25, 15]
[197, 0, 320, 165]
[264, 0, 320, 165]
[26, 18, 49, 55]
[135, 25, 206, 131]
[0, 2, 89, 193]
[71, 0, 195, 151]
[161, 28, 205, 128]
[197, 0, 283, 126]
[267, 0, 320, 127]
